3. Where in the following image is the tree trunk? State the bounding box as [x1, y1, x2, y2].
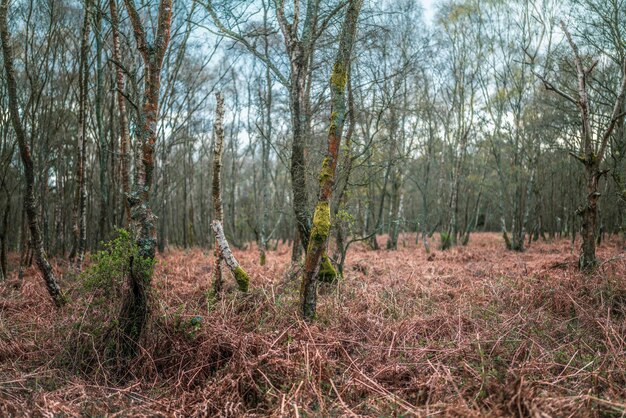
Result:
[211, 221, 249, 292]
[212, 92, 225, 294]
[95, 7, 108, 244]
[300, 0, 362, 320]
[0, 188, 9, 280]
[578, 164, 600, 270]
[119, 0, 172, 350]
[69, 2, 90, 270]
[109, 0, 131, 226]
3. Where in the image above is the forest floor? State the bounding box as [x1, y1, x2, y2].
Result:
[0, 233, 625, 417]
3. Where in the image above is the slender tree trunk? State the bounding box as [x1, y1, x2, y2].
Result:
[119, 0, 172, 349]
[94, 7, 108, 244]
[210, 92, 249, 293]
[0, 0, 65, 306]
[300, 0, 362, 320]
[0, 188, 9, 280]
[212, 92, 225, 294]
[69, 2, 90, 270]
[387, 170, 402, 250]
[109, 0, 131, 226]
[259, 11, 272, 266]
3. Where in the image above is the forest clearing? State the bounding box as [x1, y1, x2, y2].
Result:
[1, 0, 626, 416]
[0, 233, 625, 416]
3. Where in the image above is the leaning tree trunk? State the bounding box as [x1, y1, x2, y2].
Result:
[0, 0, 65, 306]
[300, 0, 363, 321]
[211, 221, 249, 292]
[119, 0, 172, 350]
[210, 92, 250, 293]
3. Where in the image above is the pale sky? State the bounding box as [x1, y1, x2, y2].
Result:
[421, 0, 435, 24]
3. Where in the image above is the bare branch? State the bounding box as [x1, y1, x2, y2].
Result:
[200, 0, 290, 87]
[123, 0, 149, 62]
[532, 69, 578, 106]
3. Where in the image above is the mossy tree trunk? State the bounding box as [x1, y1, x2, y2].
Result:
[119, 0, 172, 350]
[0, 0, 65, 307]
[300, 0, 363, 321]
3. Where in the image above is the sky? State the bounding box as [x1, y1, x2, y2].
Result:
[421, 0, 435, 24]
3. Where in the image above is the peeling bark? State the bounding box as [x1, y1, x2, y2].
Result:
[211, 221, 249, 292]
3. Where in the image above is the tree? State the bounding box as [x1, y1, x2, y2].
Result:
[0, 0, 65, 307]
[537, 21, 626, 269]
[118, 0, 173, 349]
[212, 91, 225, 294]
[109, 0, 131, 226]
[301, 0, 363, 321]
[69, 0, 90, 270]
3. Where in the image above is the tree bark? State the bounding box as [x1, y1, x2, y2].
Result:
[211, 221, 249, 292]
[212, 92, 225, 294]
[109, 0, 131, 226]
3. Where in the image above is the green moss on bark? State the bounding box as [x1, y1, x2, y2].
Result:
[330, 62, 348, 90]
[319, 157, 333, 186]
[310, 202, 331, 245]
[318, 253, 338, 283]
[233, 265, 250, 292]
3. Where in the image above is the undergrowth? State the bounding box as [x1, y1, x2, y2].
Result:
[0, 233, 624, 416]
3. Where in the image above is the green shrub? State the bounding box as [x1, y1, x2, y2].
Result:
[66, 229, 155, 375]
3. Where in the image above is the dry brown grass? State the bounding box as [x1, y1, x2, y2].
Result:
[0, 233, 625, 417]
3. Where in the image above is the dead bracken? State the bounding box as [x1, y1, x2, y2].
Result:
[0, 233, 624, 416]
